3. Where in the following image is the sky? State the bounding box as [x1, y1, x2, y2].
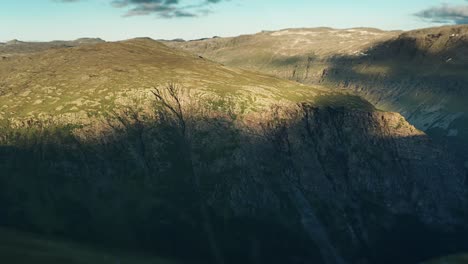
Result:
[1, 0, 468, 42]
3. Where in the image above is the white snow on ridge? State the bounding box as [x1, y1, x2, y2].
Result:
[271, 30, 320, 36]
[270, 29, 383, 37]
[346, 29, 382, 36]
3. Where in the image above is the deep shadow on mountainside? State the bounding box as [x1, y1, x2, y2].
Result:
[321, 26, 468, 173]
[1, 93, 467, 264]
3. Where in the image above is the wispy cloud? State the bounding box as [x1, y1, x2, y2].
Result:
[415, 1, 468, 25]
[54, 0, 82, 2]
[55, 0, 230, 18]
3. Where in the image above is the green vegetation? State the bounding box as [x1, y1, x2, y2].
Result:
[0, 38, 321, 120]
[0, 228, 184, 264]
[424, 254, 468, 264]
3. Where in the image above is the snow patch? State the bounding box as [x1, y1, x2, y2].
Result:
[271, 30, 320, 37]
[346, 29, 382, 36]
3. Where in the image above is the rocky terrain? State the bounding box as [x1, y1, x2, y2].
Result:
[165, 27, 400, 80]
[0, 38, 467, 264]
[167, 25, 468, 173]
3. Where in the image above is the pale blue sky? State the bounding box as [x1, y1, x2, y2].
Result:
[1, 0, 467, 42]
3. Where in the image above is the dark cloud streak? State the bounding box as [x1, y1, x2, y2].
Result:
[54, 0, 229, 18]
[415, 1, 468, 25]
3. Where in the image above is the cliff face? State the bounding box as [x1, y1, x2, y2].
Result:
[319, 26, 468, 172]
[1, 102, 465, 264]
[226, 106, 466, 264]
[369, 25, 468, 64]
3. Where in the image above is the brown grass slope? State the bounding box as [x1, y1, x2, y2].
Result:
[0, 37, 331, 123]
[165, 27, 400, 77]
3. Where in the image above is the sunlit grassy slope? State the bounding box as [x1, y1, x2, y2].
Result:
[0, 228, 186, 264]
[424, 254, 468, 264]
[165, 27, 399, 68]
[0, 38, 336, 122]
[0, 37, 381, 127]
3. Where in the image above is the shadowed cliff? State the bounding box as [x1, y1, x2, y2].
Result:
[1, 91, 466, 264]
[320, 25, 468, 173]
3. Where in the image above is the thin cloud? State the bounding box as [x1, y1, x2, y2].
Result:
[54, 0, 229, 18]
[415, 2, 468, 25]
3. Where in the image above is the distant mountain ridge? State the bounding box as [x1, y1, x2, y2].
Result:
[0, 38, 105, 56]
